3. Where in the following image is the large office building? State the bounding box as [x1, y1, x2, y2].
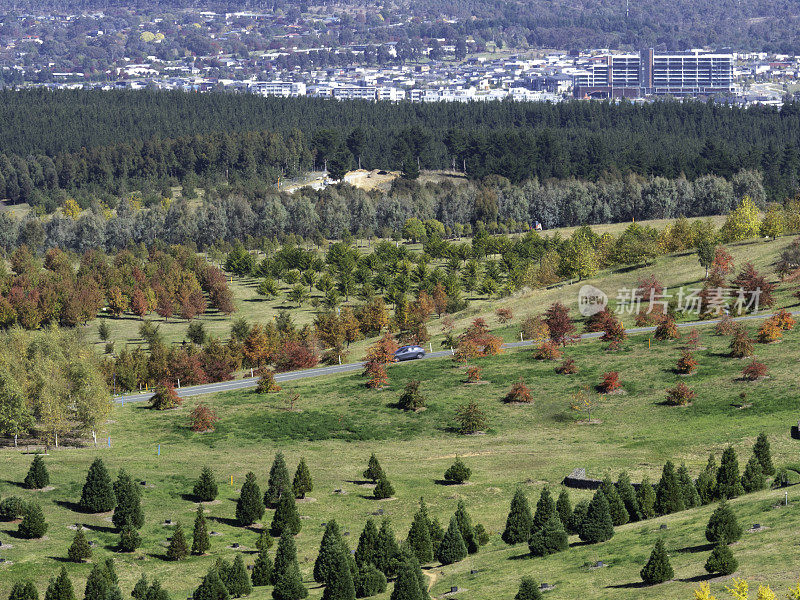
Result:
[573, 49, 734, 98]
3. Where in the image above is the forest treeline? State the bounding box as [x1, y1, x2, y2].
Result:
[1, 91, 800, 205]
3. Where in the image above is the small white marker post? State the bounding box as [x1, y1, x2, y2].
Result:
[520, 332, 524, 342]
[92, 430, 97, 447]
[786, 490, 789, 506]
[429, 342, 433, 353]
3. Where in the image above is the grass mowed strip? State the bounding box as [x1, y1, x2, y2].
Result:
[2, 320, 800, 599]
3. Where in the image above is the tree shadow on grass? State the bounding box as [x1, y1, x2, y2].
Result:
[54, 500, 87, 513]
[507, 552, 532, 561]
[679, 574, 716, 583]
[676, 542, 714, 554]
[606, 581, 649, 589]
[434, 480, 466, 486]
[2, 479, 26, 489]
[146, 553, 173, 562]
[83, 523, 117, 534]
[209, 515, 241, 528]
[48, 556, 78, 563]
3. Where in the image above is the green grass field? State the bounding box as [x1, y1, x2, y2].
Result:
[3, 313, 800, 600]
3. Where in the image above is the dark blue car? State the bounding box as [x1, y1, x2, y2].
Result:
[393, 345, 426, 361]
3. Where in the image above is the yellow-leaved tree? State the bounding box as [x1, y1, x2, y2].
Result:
[721, 196, 761, 242]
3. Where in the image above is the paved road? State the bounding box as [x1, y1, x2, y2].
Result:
[114, 309, 799, 404]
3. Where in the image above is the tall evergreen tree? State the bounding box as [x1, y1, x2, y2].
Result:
[256, 530, 274, 552]
[428, 517, 445, 557]
[353, 564, 386, 599]
[705, 500, 742, 545]
[695, 455, 717, 505]
[236, 472, 265, 527]
[655, 461, 685, 516]
[568, 500, 588, 536]
[118, 525, 141, 552]
[363, 454, 384, 483]
[676, 464, 700, 509]
[436, 515, 467, 565]
[79, 458, 116, 513]
[640, 539, 674, 585]
[578, 490, 614, 544]
[531, 487, 556, 533]
[251, 547, 274, 587]
[556, 489, 574, 532]
[405, 505, 434, 564]
[716, 446, 744, 499]
[166, 523, 188, 561]
[67, 525, 92, 563]
[372, 475, 395, 500]
[273, 530, 298, 586]
[193, 466, 218, 502]
[375, 519, 400, 578]
[753, 432, 775, 476]
[502, 488, 533, 545]
[636, 476, 656, 519]
[23, 454, 49, 490]
[314, 520, 348, 584]
[388, 567, 423, 600]
[18, 502, 47, 539]
[292, 458, 313, 500]
[321, 545, 356, 600]
[44, 567, 75, 600]
[454, 500, 478, 554]
[705, 543, 738, 576]
[514, 577, 543, 600]
[265, 452, 292, 509]
[132, 575, 149, 600]
[8, 580, 38, 600]
[271, 490, 301, 537]
[615, 472, 641, 522]
[225, 555, 252, 598]
[600, 477, 628, 526]
[741, 454, 766, 493]
[83, 560, 119, 600]
[112, 470, 144, 531]
[191, 505, 210, 555]
[143, 580, 169, 600]
[272, 562, 307, 600]
[528, 514, 568, 557]
[355, 519, 380, 568]
[192, 569, 229, 600]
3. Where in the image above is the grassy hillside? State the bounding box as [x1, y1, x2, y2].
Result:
[2, 316, 800, 599]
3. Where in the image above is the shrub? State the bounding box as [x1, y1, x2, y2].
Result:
[503, 379, 533, 403]
[675, 350, 698, 374]
[601, 316, 626, 350]
[363, 362, 388, 389]
[741, 455, 766, 493]
[0, 497, 28, 521]
[465, 365, 482, 382]
[354, 564, 386, 598]
[18, 502, 47, 539]
[729, 327, 754, 358]
[705, 543, 738, 575]
[528, 515, 568, 557]
[23, 455, 49, 490]
[149, 383, 182, 410]
[482, 335, 504, 356]
[454, 402, 487, 434]
[640, 538, 674, 585]
[714, 315, 736, 335]
[665, 381, 696, 406]
[741, 359, 768, 380]
[274, 339, 319, 372]
[189, 403, 218, 432]
[772, 309, 796, 330]
[119, 525, 141, 552]
[555, 357, 578, 374]
[685, 328, 701, 350]
[705, 500, 742, 544]
[514, 577, 543, 600]
[653, 315, 679, 341]
[363, 454, 385, 483]
[193, 466, 218, 502]
[166, 522, 188, 561]
[373, 475, 395, 500]
[521, 315, 549, 341]
[772, 468, 790, 488]
[255, 370, 281, 393]
[496, 307, 513, 323]
[597, 371, 621, 393]
[67, 525, 92, 562]
[534, 340, 562, 360]
[757, 319, 782, 343]
[292, 457, 313, 499]
[443, 458, 471, 484]
[453, 338, 481, 364]
[398, 379, 427, 411]
[474, 523, 489, 546]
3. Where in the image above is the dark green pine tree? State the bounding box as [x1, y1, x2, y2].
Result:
[578, 490, 614, 544]
[273, 529, 299, 585]
[388, 567, 423, 600]
[44, 567, 75, 600]
[353, 564, 387, 599]
[193, 466, 218, 502]
[143, 580, 169, 600]
[676, 464, 701, 509]
[272, 561, 307, 600]
[251, 547, 274, 587]
[225, 555, 252, 598]
[271, 490, 302, 537]
[640, 538, 674, 585]
[741, 454, 767, 493]
[637, 476, 657, 519]
[753, 432, 775, 476]
[568, 501, 588, 536]
[23, 454, 50, 490]
[514, 577, 543, 600]
[405, 504, 434, 564]
[236, 472, 265, 527]
[119, 525, 141, 552]
[256, 530, 274, 552]
[265, 452, 292, 509]
[705, 500, 743, 545]
[375, 519, 401, 578]
[314, 519, 347, 584]
[8, 580, 38, 600]
[615, 472, 641, 522]
[192, 506, 210, 555]
[372, 475, 394, 500]
[112, 470, 144, 531]
[67, 525, 92, 562]
[428, 517, 445, 557]
[192, 569, 229, 600]
[600, 477, 629, 526]
[363, 454, 385, 483]
[531, 487, 556, 533]
[132, 574, 149, 600]
[436, 515, 467, 565]
[443, 458, 471, 484]
[454, 500, 478, 554]
[19, 502, 47, 539]
[79, 458, 116, 513]
[166, 523, 188, 561]
[528, 514, 568, 557]
[354, 519, 380, 568]
[321, 545, 356, 600]
[502, 488, 533, 545]
[292, 458, 313, 500]
[716, 446, 744, 499]
[83, 560, 118, 600]
[655, 461, 685, 516]
[695, 455, 717, 505]
[705, 543, 738, 575]
[556, 489, 573, 531]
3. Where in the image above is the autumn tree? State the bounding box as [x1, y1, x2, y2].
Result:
[544, 302, 576, 346]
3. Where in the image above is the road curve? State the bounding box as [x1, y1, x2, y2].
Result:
[114, 309, 800, 404]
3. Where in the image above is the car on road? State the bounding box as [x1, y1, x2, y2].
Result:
[393, 345, 426, 361]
